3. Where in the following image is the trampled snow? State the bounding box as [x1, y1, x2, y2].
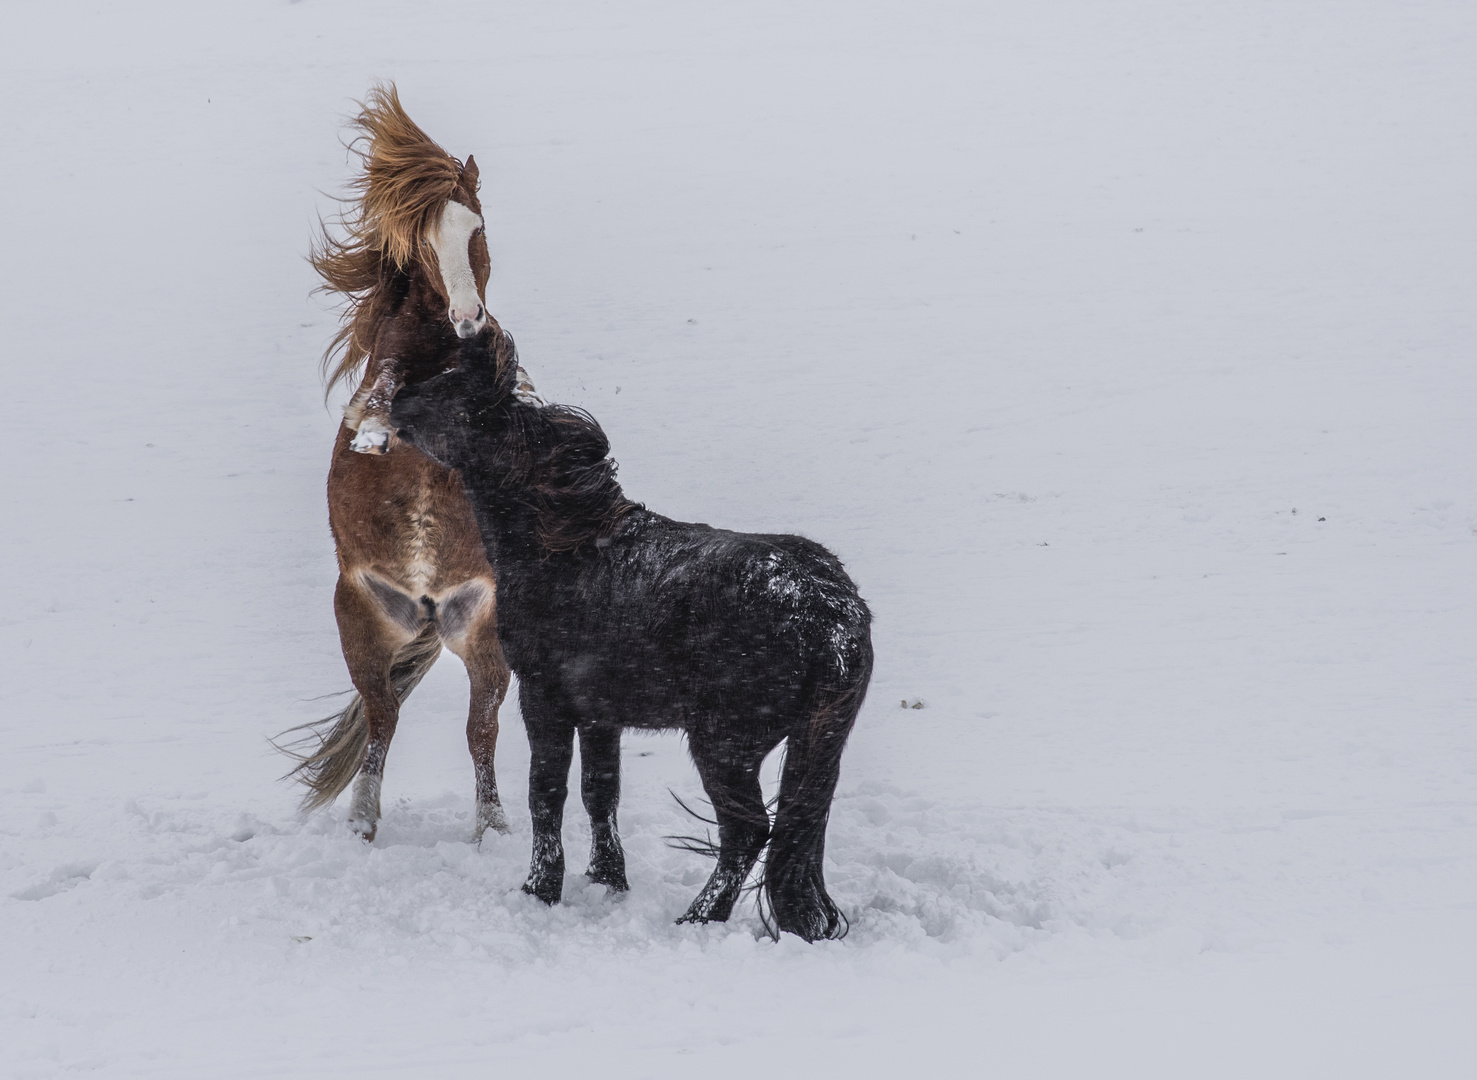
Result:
[3, 2, 1476, 1076]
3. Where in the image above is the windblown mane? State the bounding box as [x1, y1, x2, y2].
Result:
[310, 82, 466, 395]
[496, 401, 640, 554]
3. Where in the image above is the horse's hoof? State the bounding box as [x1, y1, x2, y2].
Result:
[348, 819, 377, 843]
[522, 877, 561, 906]
[675, 896, 730, 925]
[473, 803, 510, 842]
[584, 846, 627, 891]
[585, 869, 629, 892]
[349, 425, 391, 454]
[774, 906, 844, 942]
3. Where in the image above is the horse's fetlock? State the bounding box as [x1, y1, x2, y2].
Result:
[348, 772, 382, 838]
[585, 835, 628, 891]
[525, 835, 565, 903]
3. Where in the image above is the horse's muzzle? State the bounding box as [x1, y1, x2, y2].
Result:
[451, 302, 485, 339]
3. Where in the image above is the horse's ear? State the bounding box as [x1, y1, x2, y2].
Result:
[461, 154, 480, 190]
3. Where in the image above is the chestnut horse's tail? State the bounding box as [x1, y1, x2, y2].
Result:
[764, 630, 874, 942]
[274, 625, 443, 810]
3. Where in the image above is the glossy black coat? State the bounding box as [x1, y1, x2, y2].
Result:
[392, 336, 872, 940]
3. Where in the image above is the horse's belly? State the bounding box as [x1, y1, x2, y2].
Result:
[328, 429, 492, 595]
[507, 628, 804, 735]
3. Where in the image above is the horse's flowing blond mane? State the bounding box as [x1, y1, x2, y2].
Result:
[311, 83, 465, 395]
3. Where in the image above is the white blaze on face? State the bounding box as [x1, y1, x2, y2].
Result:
[430, 199, 486, 339]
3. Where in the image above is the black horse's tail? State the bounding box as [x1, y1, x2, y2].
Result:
[273, 624, 443, 810]
[764, 631, 873, 941]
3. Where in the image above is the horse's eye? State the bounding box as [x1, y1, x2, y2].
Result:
[474, 225, 485, 237]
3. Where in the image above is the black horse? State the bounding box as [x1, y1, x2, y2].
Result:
[390, 335, 872, 940]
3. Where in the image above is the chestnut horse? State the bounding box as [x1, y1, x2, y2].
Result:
[279, 84, 525, 842]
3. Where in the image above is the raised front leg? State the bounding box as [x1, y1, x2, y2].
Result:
[344, 358, 403, 455]
[677, 738, 771, 925]
[522, 705, 575, 904]
[579, 724, 628, 891]
[334, 576, 415, 842]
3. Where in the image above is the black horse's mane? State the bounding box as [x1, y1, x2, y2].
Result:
[492, 395, 640, 554]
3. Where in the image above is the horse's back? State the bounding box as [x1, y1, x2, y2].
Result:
[624, 513, 870, 643]
[513, 511, 870, 732]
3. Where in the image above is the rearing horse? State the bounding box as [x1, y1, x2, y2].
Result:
[280, 84, 522, 842]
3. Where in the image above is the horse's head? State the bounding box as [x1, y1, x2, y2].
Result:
[313, 84, 507, 395]
[390, 335, 511, 468]
[425, 156, 491, 339]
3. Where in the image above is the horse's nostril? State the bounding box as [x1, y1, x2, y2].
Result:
[475, 304, 484, 320]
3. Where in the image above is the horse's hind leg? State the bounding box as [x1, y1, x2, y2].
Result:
[439, 583, 511, 840]
[578, 724, 627, 890]
[677, 738, 771, 925]
[335, 576, 418, 841]
[466, 642, 511, 839]
[766, 688, 863, 941]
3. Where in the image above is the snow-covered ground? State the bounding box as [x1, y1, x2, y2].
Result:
[4, 1, 1476, 1075]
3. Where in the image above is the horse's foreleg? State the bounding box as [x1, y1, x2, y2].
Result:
[335, 577, 415, 841]
[345, 358, 403, 455]
[578, 724, 627, 890]
[521, 698, 575, 904]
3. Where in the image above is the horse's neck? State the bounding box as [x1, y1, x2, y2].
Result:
[467, 469, 546, 576]
[372, 267, 457, 374]
[458, 406, 542, 566]
[464, 402, 633, 577]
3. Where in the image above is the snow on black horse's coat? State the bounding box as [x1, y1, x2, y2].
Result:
[390, 334, 872, 940]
